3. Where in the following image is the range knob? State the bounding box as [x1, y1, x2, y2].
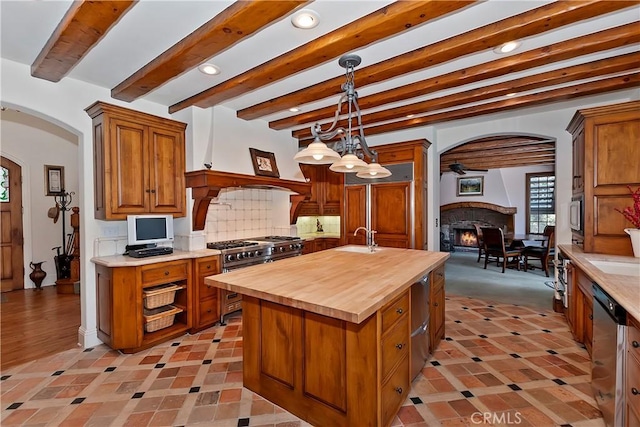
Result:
[279, 246, 285, 253]
[255, 250, 261, 257]
[237, 252, 244, 259]
[248, 251, 255, 257]
[226, 254, 235, 262]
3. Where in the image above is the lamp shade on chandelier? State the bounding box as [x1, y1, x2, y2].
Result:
[293, 54, 391, 179]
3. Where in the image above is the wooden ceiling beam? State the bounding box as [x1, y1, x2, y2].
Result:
[441, 144, 556, 161]
[299, 72, 640, 145]
[441, 155, 557, 170]
[111, 1, 309, 102]
[273, 23, 639, 130]
[168, 0, 476, 113]
[31, 1, 137, 82]
[291, 52, 640, 138]
[445, 138, 553, 153]
[441, 158, 556, 173]
[251, 2, 639, 123]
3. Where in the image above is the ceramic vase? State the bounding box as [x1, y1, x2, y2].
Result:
[29, 261, 47, 290]
[625, 228, 640, 258]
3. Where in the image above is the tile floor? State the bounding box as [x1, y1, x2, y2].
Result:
[1, 295, 604, 426]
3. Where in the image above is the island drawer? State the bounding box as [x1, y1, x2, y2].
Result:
[381, 353, 409, 427]
[628, 316, 640, 362]
[432, 264, 445, 288]
[141, 261, 189, 287]
[381, 291, 409, 333]
[381, 315, 409, 381]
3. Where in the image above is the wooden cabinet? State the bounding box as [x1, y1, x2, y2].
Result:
[562, 253, 593, 356]
[298, 164, 344, 216]
[192, 255, 221, 332]
[302, 238, 341, 254]
[626, 315, 640, 427]
[343, 139, 430, 249]
[429, 264, 445, 352]
[566, 101, 640, 255]
[85, 101, 187, 220]
[242, 289, 410, 427]
[95, 259, 192, 353]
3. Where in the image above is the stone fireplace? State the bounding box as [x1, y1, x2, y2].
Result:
[440, 202, 517, 252]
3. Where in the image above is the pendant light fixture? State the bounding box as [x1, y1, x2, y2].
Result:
[293, 54, 391, 178]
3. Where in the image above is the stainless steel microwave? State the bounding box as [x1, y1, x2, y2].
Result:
[569, 195, 583, 234]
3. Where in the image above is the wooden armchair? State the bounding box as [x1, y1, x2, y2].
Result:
[523, 225, 555, 277]
[481, 227, 522, 273]
[473, 223, 485, 263]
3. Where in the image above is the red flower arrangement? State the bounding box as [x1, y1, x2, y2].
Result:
[615, 185, 640, 229]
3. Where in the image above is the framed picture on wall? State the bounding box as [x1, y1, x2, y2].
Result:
[249, 148, 280, 178]
[45, 165, 65, 196]
[457, 176, 483, 196]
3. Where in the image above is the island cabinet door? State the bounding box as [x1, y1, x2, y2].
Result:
[242, 296, 380, 427]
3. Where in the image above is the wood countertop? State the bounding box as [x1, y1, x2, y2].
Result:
[558, 244, 640, 320]
[205, 246, 449, 324]
[91, 249, 221, 267]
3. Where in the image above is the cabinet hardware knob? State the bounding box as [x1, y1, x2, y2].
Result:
[150, 189, 156, 193]
[395, 387, 403, 394]
[632, 388, 639, 395]
[396, 343, 404, 350]
[145, 189, 151, 193]
[434, 302, 439, 307]
[396, 308, 403, 314]
[207, 265, 211, 269]
[633, 341, 639, 348]
[164, 271, 169, 276]
[207, 309, 211, 313]
[589, 314, 593, 320]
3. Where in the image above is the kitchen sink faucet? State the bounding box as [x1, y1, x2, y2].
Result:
[354, 227, 378, 252]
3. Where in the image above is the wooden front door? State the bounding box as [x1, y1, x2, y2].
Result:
[1, 157, 24, 291]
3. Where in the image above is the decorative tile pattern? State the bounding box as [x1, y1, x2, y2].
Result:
[1, 296, 604, 426]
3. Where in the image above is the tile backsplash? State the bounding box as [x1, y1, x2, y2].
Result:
[205, 188, 292, 242]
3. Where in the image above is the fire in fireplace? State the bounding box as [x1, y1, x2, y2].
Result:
[454, 228, 478, 247]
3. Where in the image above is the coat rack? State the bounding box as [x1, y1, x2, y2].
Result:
[52, 190, 80, 294]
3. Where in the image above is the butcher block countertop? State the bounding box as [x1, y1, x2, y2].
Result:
[91, 249, 221, 267]
[559, 244, 640, 320]
[206, 245, 449, 324]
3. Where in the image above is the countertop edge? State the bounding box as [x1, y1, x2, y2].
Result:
[558, 244, 640, 321]
[91, 249, 222, 267]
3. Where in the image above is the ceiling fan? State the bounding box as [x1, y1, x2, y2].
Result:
[448, 161, 488, 175]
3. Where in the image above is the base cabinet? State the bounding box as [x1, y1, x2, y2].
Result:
[302, 238, 341, 254]
[192, 256, 221, 332]
[565, 261, 593, 356]
[429, 264, 445, 352]
[96, 259, 192, 353]
[627, 315, 640, 427]
[242, 290, 410, 427]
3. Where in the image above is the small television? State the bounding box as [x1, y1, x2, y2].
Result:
[127, 214, 174, 246]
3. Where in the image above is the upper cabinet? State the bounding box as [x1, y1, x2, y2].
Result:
[86, 102, 187, 220]
[567, 100, 640, 256]
[298, 164, 344, 216]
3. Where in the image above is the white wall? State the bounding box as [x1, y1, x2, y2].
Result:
[1, 109, 79, 288]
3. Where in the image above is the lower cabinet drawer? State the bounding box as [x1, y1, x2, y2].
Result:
[199, 298, 218, 326]
[199, 278, 218, 299]
[381, 354, 409, 427]
[381, 316, 409, 381]
[142, 262, 189, 285]
[381, 292, 409, 333]
[628, 319, 640, 362]
[627, 351, 640, 421]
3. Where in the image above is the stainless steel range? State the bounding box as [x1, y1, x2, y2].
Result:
[206, 235, 304, 323]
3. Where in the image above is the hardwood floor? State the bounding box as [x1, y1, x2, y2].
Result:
[0, 286, 80, 371]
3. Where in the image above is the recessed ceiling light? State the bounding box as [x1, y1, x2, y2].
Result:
[291, 9, 320, 29]
[289, 107, 300, 112]
[493, 41, 521, 54]
[198, 64, 220, 75]
[406, 114, 415, 118]
[506, 92, 517, 97]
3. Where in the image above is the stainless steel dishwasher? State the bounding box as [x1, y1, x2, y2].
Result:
[592, 283, 627, 427]
[410, 274, 430, 380]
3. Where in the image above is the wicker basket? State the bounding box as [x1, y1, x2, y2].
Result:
[144, 305, 183, 333]
[143, 284, 181, 309]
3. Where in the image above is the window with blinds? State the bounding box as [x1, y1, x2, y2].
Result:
[526, 172, 555, 234]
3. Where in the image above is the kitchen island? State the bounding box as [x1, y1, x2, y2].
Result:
[206, 245, 449, 427]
